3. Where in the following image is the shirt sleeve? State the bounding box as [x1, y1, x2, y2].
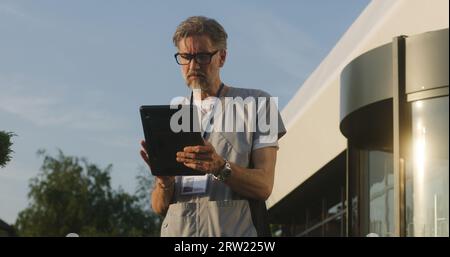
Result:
[252, 90, 287, 150]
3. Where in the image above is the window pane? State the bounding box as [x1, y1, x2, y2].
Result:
[407, 96, 449, 237]
[367, 150, 394, 236]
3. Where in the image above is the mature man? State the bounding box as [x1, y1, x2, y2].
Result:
[140, 16, 286, 236]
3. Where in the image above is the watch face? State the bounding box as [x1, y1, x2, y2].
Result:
[222, 165, 231, 178]
[215, 161, 231, 181]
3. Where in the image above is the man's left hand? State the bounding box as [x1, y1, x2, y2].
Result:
[176, 140, 225, 174]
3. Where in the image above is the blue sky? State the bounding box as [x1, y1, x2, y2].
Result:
[0, 0, 369, 224]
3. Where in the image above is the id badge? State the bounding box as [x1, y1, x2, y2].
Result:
[181, 175, 209, 195]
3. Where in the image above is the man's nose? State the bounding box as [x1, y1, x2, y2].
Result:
[188, 57, 200, 70]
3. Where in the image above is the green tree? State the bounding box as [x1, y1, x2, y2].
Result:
[15, 149, 160, 236]
[0, 131, 15, 168]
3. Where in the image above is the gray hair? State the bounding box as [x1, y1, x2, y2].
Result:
[172, 16, 228, 50]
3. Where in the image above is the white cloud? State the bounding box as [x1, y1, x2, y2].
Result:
[227, 8, 322, 81]
[0, 2, 48, 28]
[0, 75, 125, 131]
[88, 134, 137, 149]
[0, 3, 26, 19]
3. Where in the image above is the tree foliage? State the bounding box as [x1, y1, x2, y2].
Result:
[15, 149, 160, 236]
[0, 131, 15, 168]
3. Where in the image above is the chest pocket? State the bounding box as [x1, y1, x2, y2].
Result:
[160, 203, 196, 237]
[206, 200, 258, 237]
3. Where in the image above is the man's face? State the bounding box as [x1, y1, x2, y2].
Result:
[177, 35, 226, 90]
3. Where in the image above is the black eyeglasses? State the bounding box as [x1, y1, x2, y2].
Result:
[174, 50, 219, 65]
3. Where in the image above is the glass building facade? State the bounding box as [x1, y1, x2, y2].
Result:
[341, 28, 448, 237]
[270, 28, 448, 237]
[269, 151, 346, 237]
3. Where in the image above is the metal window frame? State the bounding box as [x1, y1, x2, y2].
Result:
[407, 87, 449, 102]
[393, 35, 409, 237]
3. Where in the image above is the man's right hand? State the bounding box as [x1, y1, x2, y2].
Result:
[140, 140, 175, 188]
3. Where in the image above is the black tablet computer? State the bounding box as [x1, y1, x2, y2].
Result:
[140, 105, 205, 176]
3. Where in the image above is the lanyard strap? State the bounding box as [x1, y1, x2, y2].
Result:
[190, 83, 225, 138]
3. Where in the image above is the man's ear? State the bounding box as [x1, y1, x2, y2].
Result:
[219, 49, 227, 67]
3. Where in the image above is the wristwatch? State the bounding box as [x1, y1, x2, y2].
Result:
[213, 158, 232, 182]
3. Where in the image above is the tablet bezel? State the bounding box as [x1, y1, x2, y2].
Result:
[140, 105, 205, 176]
